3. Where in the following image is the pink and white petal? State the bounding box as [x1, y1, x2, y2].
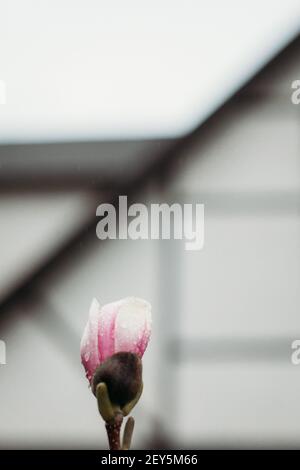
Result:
[80, 298, 101, 383]
[98, 300, 122, 363]
[114, 297, 152, 357]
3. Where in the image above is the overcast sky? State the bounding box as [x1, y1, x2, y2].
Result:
[0, 0, 300, 142]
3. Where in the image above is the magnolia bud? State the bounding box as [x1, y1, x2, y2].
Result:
[92, 352, 142, 408]
[80, 297, 151, 384]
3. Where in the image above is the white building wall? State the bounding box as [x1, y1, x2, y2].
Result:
[0, 44, 299, 448]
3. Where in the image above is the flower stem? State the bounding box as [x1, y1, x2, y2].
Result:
[105, 412, 123, 450]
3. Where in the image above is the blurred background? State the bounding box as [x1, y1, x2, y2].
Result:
[0, 0, 300, 449]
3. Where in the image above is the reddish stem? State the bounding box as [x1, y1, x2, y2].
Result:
[105, 412, 123, 450]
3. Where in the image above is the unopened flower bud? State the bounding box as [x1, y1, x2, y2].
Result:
[92, 351, 142, 408]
